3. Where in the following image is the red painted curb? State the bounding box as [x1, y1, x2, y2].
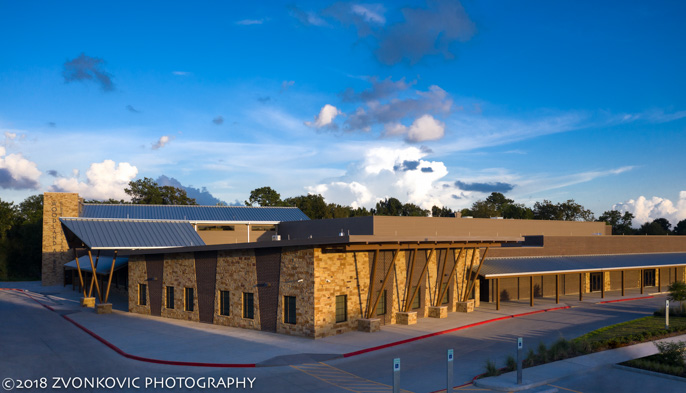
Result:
[342, 306, 572, 358]
[1, 288, 255, 368]
[599, 296, 654, 304]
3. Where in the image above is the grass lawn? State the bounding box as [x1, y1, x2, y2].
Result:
[576, 316, 686, 349]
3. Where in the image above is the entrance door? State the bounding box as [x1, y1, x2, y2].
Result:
[643, 269, 656, 287]
[590, 272, 603, 292]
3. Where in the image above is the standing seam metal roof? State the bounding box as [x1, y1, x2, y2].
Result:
[480, 253, 686, 278]
[81, 204, 310, 222]
[60, 218, 206, 249]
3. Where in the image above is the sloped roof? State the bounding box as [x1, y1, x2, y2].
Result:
[81, 204, 310, 222]
[480, 253, 686, 278]
[60, 218, 205, 250]
[64, 255, 129, 274]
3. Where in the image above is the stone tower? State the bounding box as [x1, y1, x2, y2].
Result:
[41, 192, 81, 286]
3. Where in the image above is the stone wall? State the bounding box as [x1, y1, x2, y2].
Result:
[41, 193, 81, 286]
[128, 255, 150, 315]
[161, 253, 199, 322]
[277, 247, 315, 336]
[214, 249, 261, 331]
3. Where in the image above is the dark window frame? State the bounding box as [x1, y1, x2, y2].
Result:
[138, 283, 147, 306]
[166, 286, 174, 309]
[335, 295, 347, 323]
[184, 287, 194, 312]
[376, 290, 387, 315]
[284, 296, 296, 324]
[220, 290, 230, 316]
[411, 286, 421, 309]
[243, 292, 254, 319]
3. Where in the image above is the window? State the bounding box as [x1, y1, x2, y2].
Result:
[411, 286, 421, 309]
[197, 225, 235, 231]
[251, 225, 275, 232]
[243, 292, 254, 319]
[220, 291, 230, 316]
[166, 286, 174, 309]
[376, 290, 387, 315]
[335, 295, 347, 323]
[284, 296, 296, 324]
[184, 287, 194, 312]
[138, 284, 147, 306]
[440, 283, 449, 304]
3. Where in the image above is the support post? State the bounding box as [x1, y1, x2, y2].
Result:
[368, 249, 400, 319]
[87, 250, 102, 302]
[463, 247, 489, 302]
[393, 358, 400, 393]
[462, 248, 478, 302]
[555, 274, 559, 304]
[437, 248, 464, 306]
[405, 249, 434, 314]
[530, 276, 534, 307]
[658, 268, 661, 292]
[601, 271, 605, 299]
[104, 250, 118, 303]
[516, 337, 523, 385]
[403, 250, 417, 312]
[496, 278, 501, 310]
[72, 248, 86, 297]
[640, 269, 644, 294]
[621, 270, 625, 296]
[579, 273, 583, 301]
[435, 249, 449, 306]
[447, 349, 454, 393]
[365, 249, 379, 318]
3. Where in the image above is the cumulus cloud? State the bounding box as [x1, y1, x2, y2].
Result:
[341, 76, 414, 102]
[308, 146, 449, 209]
[454, 180, 515, 193]
[51, 160, 138, 201]
[324, 2, 386, 36]
[212, 116, 224, 125]
[305, 104, 342, 129]
[288, 4, 327, 26]
[0, 146, 42, 190]
[406, 114, 445, 143]
[613, 192, 686, 227]
[152, 135, 174, 150]
[62, 53, 114, 91]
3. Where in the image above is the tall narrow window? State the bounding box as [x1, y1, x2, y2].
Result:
[376, 290, 387, 315]
[411, 286, 421, 309]
[243, 292, 254, 319]
[220, 291, 230, 316]
[166, 286, 174, 309]
[138, 284, 147, 306]
[335, 295, 347, 323]
[184, 287, 194, 312]
[284, 296, 296, 324]
[441, 283, 449, 304]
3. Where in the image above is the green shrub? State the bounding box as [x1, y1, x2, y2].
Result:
[654, 341, 686, 367]
[484, 359, 499, 377]
[505, 355, 516, 371]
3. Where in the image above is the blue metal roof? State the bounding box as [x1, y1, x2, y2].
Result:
[60, 218, 206, 250]
[80, 204, 310, 222]
[481, 253, 686, 278]
[64, 255, 129, 274]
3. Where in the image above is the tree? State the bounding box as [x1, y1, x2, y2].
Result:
[674, 219, 686, 235]
[284, 194, 329, 219]
[401, 203, 429, 217]
[431, 205, 454, 217]
[372, 197, 403, 216]
[668, 281, 686, 310]
[245, 186, 284, 207]
[502, 203, 534, 219]
[469, 192, 514, 218]
[125, 177, 196, 205]
[598, 210, 635, 235]
[533, 199, 594, 221]
[637, 218, 671, 235]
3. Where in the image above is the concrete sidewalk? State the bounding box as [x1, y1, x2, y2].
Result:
[475, 334, 686, 392]
[0, 281, 667, 368]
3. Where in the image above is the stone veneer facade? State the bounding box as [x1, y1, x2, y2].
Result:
[128, 245, 483, 339]
[42, 192, 81, 286]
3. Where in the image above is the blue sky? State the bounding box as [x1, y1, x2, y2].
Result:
[1, 0, 685, 226]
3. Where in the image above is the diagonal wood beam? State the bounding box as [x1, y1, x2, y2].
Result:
[434, 249, 449, 306]
[368, 249, 400, 318]
[404, 248, 434, 312]
[365, 250, 379, 318]
[437, 247, 464, 306]
[464, 247, 490, 302]
[461, 248, 478, 302]
[72, 248, 86, 297]
[403, 249, 418, 312]
[87, 250, 102, 302]
[104, 250, 118, 303]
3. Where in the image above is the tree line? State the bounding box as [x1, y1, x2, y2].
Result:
[1, 178, 685, 281]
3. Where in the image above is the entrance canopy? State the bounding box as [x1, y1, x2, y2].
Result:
[64, 255, 128, 275]
[480, 252, 686, 278]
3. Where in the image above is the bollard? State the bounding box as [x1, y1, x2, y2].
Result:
[666, 299, 670, 329]
[517, 337, 523, 385]
[447, 349, 454, 393]
[393, 358, 400, 393]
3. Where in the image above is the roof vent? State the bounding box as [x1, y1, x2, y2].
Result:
[339, 229, 345, 237]
[272, 235, 281, 241]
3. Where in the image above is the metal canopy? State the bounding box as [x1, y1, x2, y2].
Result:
[81, 204, 310, 222]
[60, 218, 206, 250]
[481, 252, 686, 278]
[64, 255, 128, 275]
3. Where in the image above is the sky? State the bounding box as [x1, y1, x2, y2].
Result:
[1, 0, 685, 227]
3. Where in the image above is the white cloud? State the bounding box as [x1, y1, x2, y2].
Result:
[406, 114, 445, 143]
[0, 146, 42, 190]
[236, 19, 264, 25]
[152, 135, 174, 150]
[172, 71, 190, 76]
[50, 160, 138, 201]
[613, 192, 686, 227]
[305, 104, 342, 128]
[351, 4, 386, 24]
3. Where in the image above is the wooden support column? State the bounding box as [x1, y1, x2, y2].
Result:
[640, 269, 644, 294]
[365, 250, 379, 318]
[601, 271, 605, 299]
[461, 248, 478, 302]
[434, 249, 450, 306]
[368, 249, 400, 319]
[621, 270, 625, 296]
[658, 268, 661, 292]
[496, 278, 500, 310]
[437, 248, 464, 306]
[72, 248, 86, 297]
[463, 247, 490, 302]
[579, 273, 583, 301]
[104, 250, 118, 303]
[555, 274, 559, 304]
[402, 250, 418, 312]
[405, 249, 434, 313]
[530, 276, 534, 307]
[87, 250, 102, 302]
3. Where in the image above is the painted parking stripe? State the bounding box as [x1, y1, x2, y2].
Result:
[291, 362, 413, 393]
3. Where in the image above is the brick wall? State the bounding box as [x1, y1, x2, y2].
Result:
[41, 193, 81, 285]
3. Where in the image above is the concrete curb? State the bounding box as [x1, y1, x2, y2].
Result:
[613, 364, 686, 383]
